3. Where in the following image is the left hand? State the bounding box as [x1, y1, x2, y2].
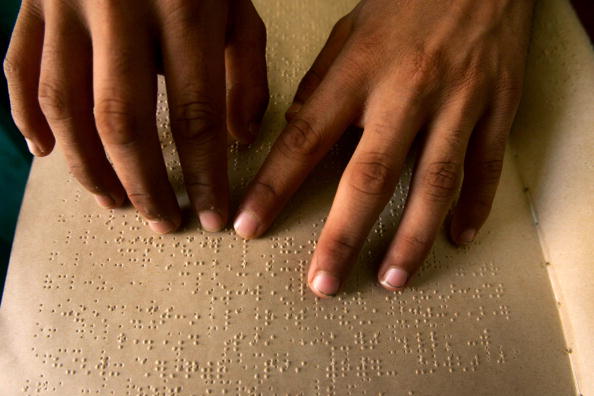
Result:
[3, 0, 268, 234]
[233, 0, 535, 297]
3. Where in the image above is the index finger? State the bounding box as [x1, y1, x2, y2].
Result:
[307, 86, 425, 298]
[233, 51, 364, 240]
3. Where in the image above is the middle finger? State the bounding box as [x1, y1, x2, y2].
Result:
[307, 85, 425, 298]
[157, 1, 230, 232]
[89, 2, 181, 233]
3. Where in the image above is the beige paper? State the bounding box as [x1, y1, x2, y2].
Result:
[0, 0, 586, 395]
[510, 0, 594, 393]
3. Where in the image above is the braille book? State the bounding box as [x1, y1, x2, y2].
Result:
[1, 0, 592, 394]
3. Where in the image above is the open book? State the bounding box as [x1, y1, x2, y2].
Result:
[1, 0, 592, 394]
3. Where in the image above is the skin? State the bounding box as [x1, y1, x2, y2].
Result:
[4, 0, 535, 298]
[3, 0, 269, 234]
[233, 0, 536, 297]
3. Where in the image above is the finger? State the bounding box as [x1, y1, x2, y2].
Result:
[285, 15, 352, 121]
[234, 48, 364, 240]
[225, 0, 269, 144]
[38, 3, 125, 208]
[378, 92, 485, 291]
[90, 2, 181, 233]
[3, 2, 54, 156]
[157, 2, 230, 233]
[307, 88, 425, 298]
[449, 88, 520, 245]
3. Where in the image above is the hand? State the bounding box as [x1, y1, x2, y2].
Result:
[234, 0, 534, 297]
[3, 0, 268, 233]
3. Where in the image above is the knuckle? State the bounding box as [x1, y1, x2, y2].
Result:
[38, 81, 71, 121]
[97, 0, 122, 8]
[442, 128, 467, 153]
[184, 178, 213, 192]
[423, 160, 461, 202]
[327, 15, 352, 44]
[161, 0, 197, 26]
[110, 51, 134, 76]
[470, 68, 490, 88]
[278, 117, 323, 158]
[456, 70, 488, 96]
[228, 81, 269, 116]
[184, 179, 217, 207]
[234, 14, 267, 49]
[497, 70, 523, 98]
[257, 84, 270, 112]
[473, 196, 494, 212]
[297, 69, 323, 98]
[253, 15, 267, 42]
[3, 55, 21, 81]
[4, 96, 28, 132]
[349, 152, 396, 196]
[94, 98, 138, 146]
[367, 121, 396, 137]
[478, 158, 503, 185]
[402, 48, 443, 95]
[66, 161, 87, 182]
[346, 37, 380, 72]
[9, 108, 28, 133]
[454, 54, 490, 91]
[416, 50, 441, 76]
[399, 232, 431, 255]
[333, 15, 352, 33]
[248, 81, 270, 111]
[171, 98, 222, 144]
[321, 234, 358, 263]
[67, 162, 103, 194]
[249, 179, 279, 202]
[350, 25, 382, 54]
[127, 191, 161, 221]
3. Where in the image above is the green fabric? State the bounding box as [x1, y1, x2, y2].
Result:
[0, 0, 20, 37]
[1, 0, 29, 300]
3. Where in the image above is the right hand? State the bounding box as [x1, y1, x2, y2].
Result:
[3, 0, 269, 233]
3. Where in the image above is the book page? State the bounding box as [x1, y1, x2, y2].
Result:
[0, 0, 576, 395]
[510, 0, 594, 394]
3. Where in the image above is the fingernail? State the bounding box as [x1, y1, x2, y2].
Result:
[148, 219, 177, 234]
[380, 267, 408, 290]
[94, 194, 115, 209]
[458, 228, 476, 244]
[233, 211, 260, 239]
[25, 138, 42, 156]
[311, 271, 340, 297]
[199, 210, 224, 232]
[286, 102, 302, 117]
